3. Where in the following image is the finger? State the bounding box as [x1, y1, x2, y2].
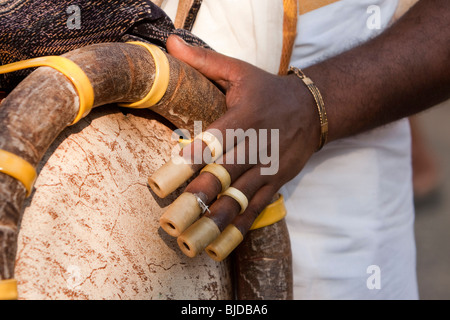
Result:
[159, 141, 254, 237]
[233, 185, 278, 234]
[148, 115, 258, 198]
[185, 140, 254, 195]
[166, 35, 245, 90]
[148, 138, 206, 198]
[176, 166, 268, 258]
[205, 185, 277, 262]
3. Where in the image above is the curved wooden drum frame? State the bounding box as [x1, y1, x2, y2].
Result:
[0, 43, 292, 300]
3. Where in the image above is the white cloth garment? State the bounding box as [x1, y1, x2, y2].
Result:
[283, 0, 419, 299]
[161, 0, 284, 74]
[162, 0, 419, 299]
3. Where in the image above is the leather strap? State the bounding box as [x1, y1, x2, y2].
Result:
[299, 0, 339, 15]
[278, 0, 299, 75]
[174, 0, 194, 29]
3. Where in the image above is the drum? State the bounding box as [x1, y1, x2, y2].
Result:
[0, 41, 292, 300]
[15, 106, 233, 299]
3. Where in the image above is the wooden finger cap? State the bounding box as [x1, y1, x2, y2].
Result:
[195, 131, 223, 162]
[205, 224, 244, 262]
[200, 163, 231, 193]
[177, 216, 220, 258]
[148, 156, 194, 198]
[218, 187, 248, 214]
[160, 192, 202, 237]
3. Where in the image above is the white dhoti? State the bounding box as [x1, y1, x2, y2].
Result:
[162, 0, 419, 299]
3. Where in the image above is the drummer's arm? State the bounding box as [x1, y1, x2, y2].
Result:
[306, 0, 449, 144]
[165, 0, 449, 220]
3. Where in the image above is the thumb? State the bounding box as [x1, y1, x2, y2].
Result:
[166, 34, 243, 90]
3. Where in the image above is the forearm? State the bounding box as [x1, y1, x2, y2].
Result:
[160, 3, 449, 260]
[303, 0, 450, 143]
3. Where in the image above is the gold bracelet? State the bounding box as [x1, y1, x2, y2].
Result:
[288, 66, 328, 151]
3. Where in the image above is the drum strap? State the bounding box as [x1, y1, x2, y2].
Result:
[0, 56, 94, 126]
[0, 279, 18, 300]
[279, 0, 299, 75]
[251, 194, 287, 230]
[0, 149, 36, 197]
[174, 0, 203, 31]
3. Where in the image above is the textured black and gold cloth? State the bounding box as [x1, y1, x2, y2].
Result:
[0, 0, 207, 91]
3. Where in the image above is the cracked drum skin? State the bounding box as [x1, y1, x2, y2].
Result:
[14, 107, 233, 300]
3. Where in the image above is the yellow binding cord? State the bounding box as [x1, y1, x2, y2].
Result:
[0, 279, 18, 300]
[250, 194, 287, 230]
[0, 56, 94, 125]
[0, 149, 36, 197]
[119, 42, 170, 109]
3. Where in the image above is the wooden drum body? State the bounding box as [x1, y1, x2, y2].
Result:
[15, 107, 233, 299]
[0, 42, 292, 300]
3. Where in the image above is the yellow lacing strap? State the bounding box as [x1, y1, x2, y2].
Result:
[178, 138, 193, 149]
[0, 279, 18, 300]
[119, 42, 170, 109]
[0, 56, 94, 125]
[250, 194, 287, 230]
[0, 149, 36, 196]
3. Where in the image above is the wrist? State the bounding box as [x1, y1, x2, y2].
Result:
[285, 73, 321, 156]
[288, 66, 328, 152]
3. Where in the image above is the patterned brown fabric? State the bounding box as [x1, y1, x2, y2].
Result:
[182, 0, 203, 31]
[0, 0, 210, 91]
